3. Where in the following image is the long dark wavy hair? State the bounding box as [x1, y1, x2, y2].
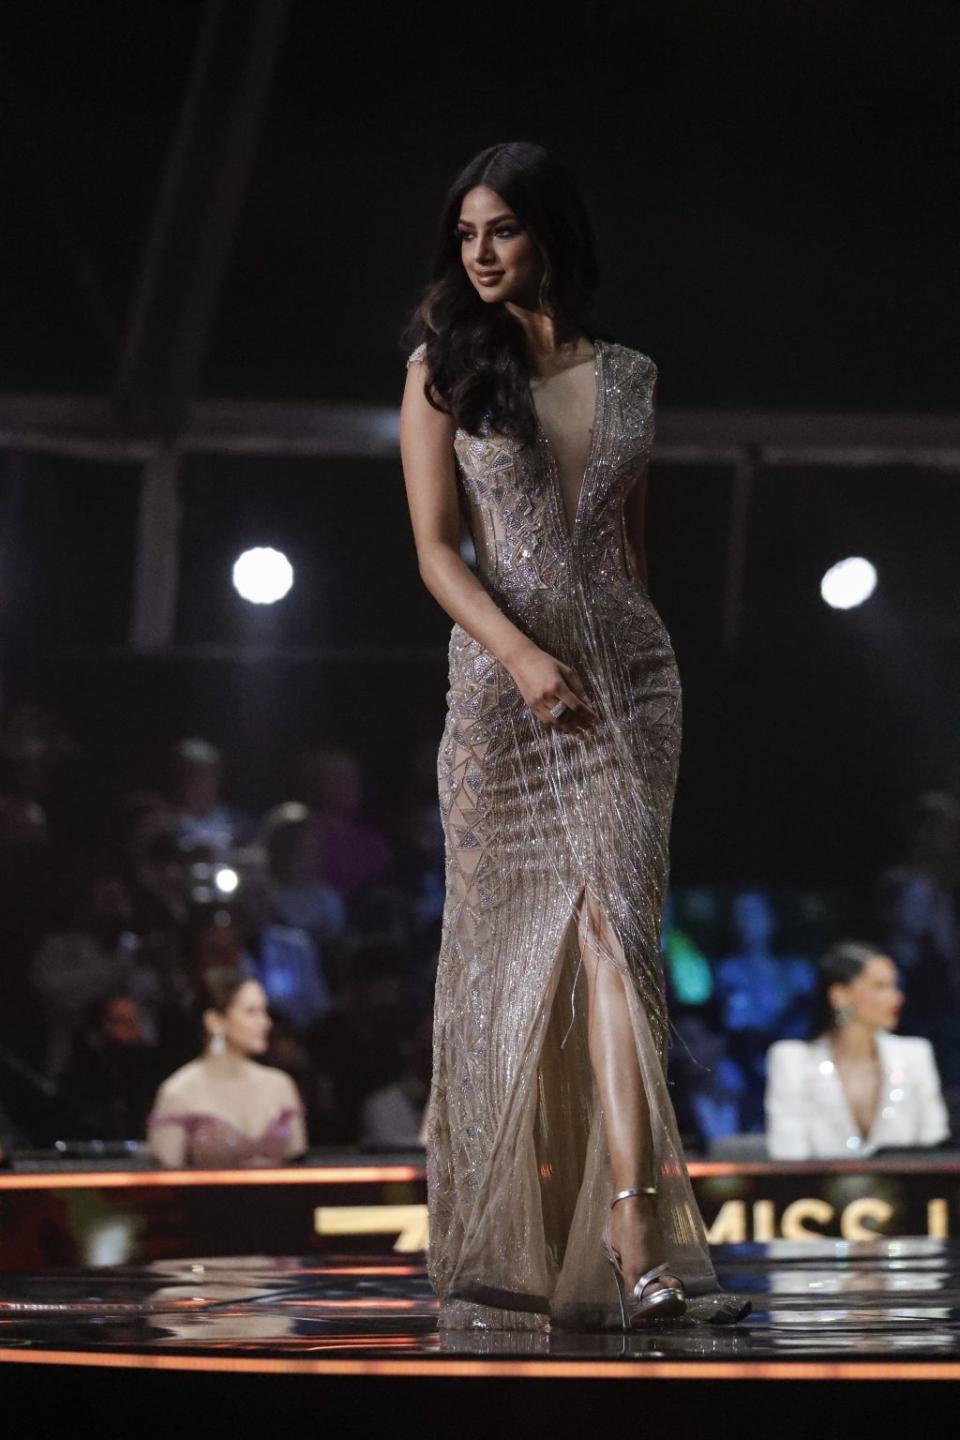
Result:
[402, 141, 614, 443]
[810, 939, 886, 1037]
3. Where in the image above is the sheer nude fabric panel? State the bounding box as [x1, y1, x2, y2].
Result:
[408, 339, 717, 1329]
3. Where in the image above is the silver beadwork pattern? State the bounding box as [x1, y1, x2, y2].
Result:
[407, 338, 720, 1331]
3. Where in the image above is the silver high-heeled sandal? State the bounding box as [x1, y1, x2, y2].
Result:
[602, 1186, 688, 1327]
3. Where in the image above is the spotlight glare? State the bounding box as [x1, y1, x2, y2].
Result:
[232, 547, 294, 605]
[215, 866, 239, 895]
[820, 556, 877, 611]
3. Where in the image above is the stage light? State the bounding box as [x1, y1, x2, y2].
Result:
[232, 547, 294, 604]
[820, 556, 877, 610]
[215, 866, 239, 895]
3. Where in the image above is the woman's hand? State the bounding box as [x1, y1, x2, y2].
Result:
[509, 646, 598, 736]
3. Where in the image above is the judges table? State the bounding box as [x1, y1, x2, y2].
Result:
[1, 1152, 958, 1272]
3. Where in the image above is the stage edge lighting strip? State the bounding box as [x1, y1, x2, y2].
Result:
[0, 1166, 425, 1190]
[1, 1350, 960, 1381]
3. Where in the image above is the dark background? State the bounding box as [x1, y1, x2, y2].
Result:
[1, 0, 958, 887]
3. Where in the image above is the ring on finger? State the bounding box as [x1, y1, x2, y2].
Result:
[549, 701, 569, 720]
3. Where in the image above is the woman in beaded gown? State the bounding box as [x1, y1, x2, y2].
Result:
[400, 142, 745, 1331]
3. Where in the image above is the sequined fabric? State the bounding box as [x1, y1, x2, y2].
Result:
[407, 338, 720, 1331]
[147, 1107, 303, 1168]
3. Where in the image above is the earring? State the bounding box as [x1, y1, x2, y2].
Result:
[832, 1003, 854, 1028]
[209, 1032, 226, 1056]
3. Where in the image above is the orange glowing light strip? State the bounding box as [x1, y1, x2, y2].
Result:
[0, 1165, 424, 1191]
[2, 1159, 958, 1192]
[2, 1349, 960, 1381]
[688, 1160, 960, 1178]
[309, 1266, 420, 1277]
[277, 1298, 419, 1310]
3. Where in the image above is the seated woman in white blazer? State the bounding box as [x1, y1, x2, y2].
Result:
[765, 939, 949, 1160]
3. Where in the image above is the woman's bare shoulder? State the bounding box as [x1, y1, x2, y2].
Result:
[253, 1062, 301, 1099]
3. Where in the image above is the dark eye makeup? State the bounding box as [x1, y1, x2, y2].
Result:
[456, 227, 520, 241]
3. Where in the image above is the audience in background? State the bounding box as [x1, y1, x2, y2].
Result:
[662, 893, 714, 1009]
[113, 790, 176, 872]
[715, 888, 817, 1129]
[670, 1011, 747, 1152]
[390, 800, 445, 942]
[62, 992, 163, 1140]
[360, 1008, 432, 1150]
[184, 908, 249, 973]
[148, 966, 306, 1168]
[307, 941, 409, 1143]
[125, 826, 191, 938]
[3, 704, 959, 1164]
[169, 738, 250, 863]
[0, 701, 77, 860]
[765, 940, 950, 1159]
[297, 748, 393, 900]
[0, 704, 81, 1062]
[29, 865, 161, 1078]
[882, 789, 960, 1131]
[0, 763, 49, 860]
[238, 867, 334, 1030]
[262, 801, 346, 945]
[256, 922, 333, 1027]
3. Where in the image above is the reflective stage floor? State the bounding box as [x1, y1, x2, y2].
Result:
[3, 1240, 960, 1434]
[2, 1238, 960, 1376]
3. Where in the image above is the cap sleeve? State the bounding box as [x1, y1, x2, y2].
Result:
[406, 341, 428, 367]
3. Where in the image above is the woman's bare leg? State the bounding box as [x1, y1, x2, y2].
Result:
[578, 887, 677, 1295]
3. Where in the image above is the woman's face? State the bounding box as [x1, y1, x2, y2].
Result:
[832, 954, 903, 1032]
[209, 980, 271, 1056]
[457, 185, 543, 307]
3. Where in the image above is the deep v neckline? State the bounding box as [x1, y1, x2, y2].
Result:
[531, 339, 604, 544]
[824, 1033, 887, 1146]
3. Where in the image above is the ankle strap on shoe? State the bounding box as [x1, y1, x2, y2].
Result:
[610, 1186, 657, 1208]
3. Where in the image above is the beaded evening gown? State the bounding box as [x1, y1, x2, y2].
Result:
[407, 337, 723, 1331]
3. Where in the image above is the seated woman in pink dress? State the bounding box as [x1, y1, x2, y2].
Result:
[147, 965, 306, 1168]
